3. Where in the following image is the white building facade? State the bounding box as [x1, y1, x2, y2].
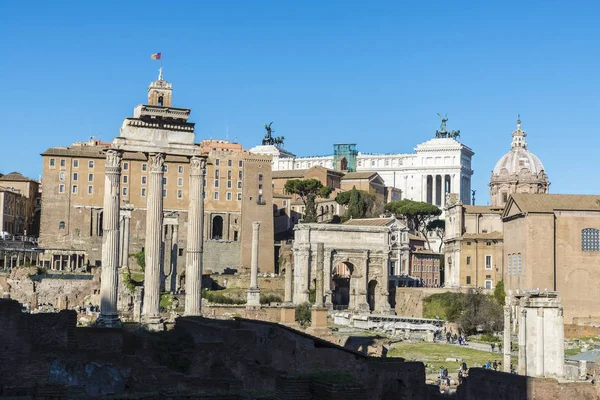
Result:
[251, 136, 474, 206]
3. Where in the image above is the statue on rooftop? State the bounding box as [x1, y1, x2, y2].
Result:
[437, 113, 448, 133]
[262, 122, 285, 146]
[435, 113, 461, 140]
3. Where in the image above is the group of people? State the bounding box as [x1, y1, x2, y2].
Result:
[490, 342, 503, 353]
[483, 360, 500, 371]
[436, 327, 469, 346]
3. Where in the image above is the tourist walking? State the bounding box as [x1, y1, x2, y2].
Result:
[491, 342, 496, 352]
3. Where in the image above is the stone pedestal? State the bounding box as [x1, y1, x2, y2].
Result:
[280, 304, 296, 325]
[246, 288, 261, 309]
[311, 307, 328, 328]
[97, 150, 123, 328]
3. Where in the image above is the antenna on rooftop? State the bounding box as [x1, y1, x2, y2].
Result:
[226, 126, 229, 141]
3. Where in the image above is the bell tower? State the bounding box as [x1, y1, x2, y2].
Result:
[147, 67, 173, 107]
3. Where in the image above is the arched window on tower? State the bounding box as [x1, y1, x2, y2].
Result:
[158, 96, 164, 106]
[59, 221, 65, 230]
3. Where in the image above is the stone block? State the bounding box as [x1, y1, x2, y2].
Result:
[280, 304, 297, 326]
[246, 287, 261, 308]
[311, 307, 328, 328]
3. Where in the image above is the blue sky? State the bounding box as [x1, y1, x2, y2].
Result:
[1, 1, 599, 204]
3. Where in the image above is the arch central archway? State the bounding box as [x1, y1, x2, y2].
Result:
[332, 261, 353, 309]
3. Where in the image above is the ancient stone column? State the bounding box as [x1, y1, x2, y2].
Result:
[184, 156, 206, 316]
[536, 308, 544, 376]
[121, 213, 130, 269]
[378, 251, 392, 314]
[503, 305, 512, 373]
[356, 250, 370, 312]
[518, 307, 527, 375]
[118, 215, 125, 268]
[284, 259, 293, 303]
[172, 223, 179, 292]
[293, 245, 310, 304]
[246, 221, 261, 307]
[162, 224, 172, 292]
[556, 307, 565, 378]
[97, 149, 123, 328]
[314, 243, 324, 307]
[143, 153, 165, 320]
[323, 248, 333, 309]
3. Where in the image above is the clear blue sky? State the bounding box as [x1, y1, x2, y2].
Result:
[2, 1, 599, 204]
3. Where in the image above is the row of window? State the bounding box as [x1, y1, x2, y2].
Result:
[412, 265, 440, 273]
[465, 241, 494, 246]
[215, 170, 245, 179]
[50, 158, 200, 174]
[465, 275, 494, 289]
[507, 253, 523, 276]
[214, 159, 243, 168]
[59, 172, 95, 182]
[465, 255, 493, 269]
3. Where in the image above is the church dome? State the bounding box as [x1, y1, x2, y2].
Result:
[492, 146, 545, 176]
[491, 120, 546, 177]
[488, 119, 550, 207]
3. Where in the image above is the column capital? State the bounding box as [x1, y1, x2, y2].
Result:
[190, 156, 207, 176]
[148, 153, 166, 172]
[252, 221, 261, 231]
[521, 308, 527, 317]
[105, 150, 123, 172]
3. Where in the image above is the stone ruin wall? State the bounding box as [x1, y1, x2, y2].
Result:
[3, 267, 100, 310]
[456, 368, 597, 400]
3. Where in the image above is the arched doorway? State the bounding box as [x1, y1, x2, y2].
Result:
[332, 262, 353, 309]
[368, 280, 377, 312]
[212, 215, 223, 240]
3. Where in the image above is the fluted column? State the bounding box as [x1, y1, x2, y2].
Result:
[97, 150, 122, 327]
[503, 305, 511, 372]
[172, 223, 179, 292]
[284, 258, 293, 303]
[556, 307, 565, 377]
[518, 307, 527, 375]
[247, 221, 261, 307]
[324, 248, 333, 309]
[536, 308, 544, 376]
[185, 156, 206, 315]
[314, 243, 324, 307]
[120, 213, 131, 269]
[143, 153, 165, 320]
[356, 250, 370, 312]
[378, 251, 392, 314]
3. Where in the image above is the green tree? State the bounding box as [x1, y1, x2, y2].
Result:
[458, 288, 504, 335]
[385, 199, 442, 249]
[284, 179, 332, 223]
[335, 186, 376, 221]
[426, 219, 446, 252]
[494, 280, 506, 306]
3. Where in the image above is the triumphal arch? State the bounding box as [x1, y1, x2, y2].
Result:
[292, 218, 409, 314]
[96, 68, 207, 327]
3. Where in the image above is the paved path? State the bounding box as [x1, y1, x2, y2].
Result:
[436, 339, 518, 356]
